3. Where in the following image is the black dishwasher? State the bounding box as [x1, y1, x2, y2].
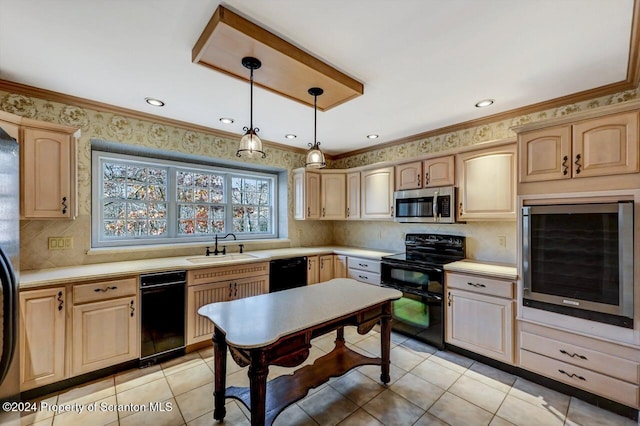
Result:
[140, 270, 186, 366]
[269, 257, 307, 292]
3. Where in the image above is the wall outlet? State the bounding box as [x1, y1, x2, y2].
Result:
[497, 235, 506, 248]
[48, 236, 73, 250]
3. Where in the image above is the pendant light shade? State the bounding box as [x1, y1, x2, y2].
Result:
[304, 87, 326, 168]
[236, 56, 266, 159]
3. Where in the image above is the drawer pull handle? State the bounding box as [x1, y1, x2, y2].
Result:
[447, 292, 452, 307]
[558, 369, 586, 381]
[61, 197, 68, 214]
[94, 286, 118, 293]
[561, 155, 569, 175]
[57, 291, 64, 311]
[467, 282, 486, 288]
[559, 349, 588, 360]
[425, 172, 429, 185]
[358, 275, 368, 280]
[130, 300, 135, 317]
[358, 263, 369, 268]
[574, 154, 582, 174]
[417, 174, 421, 187]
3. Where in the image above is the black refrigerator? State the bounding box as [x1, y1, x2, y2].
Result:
[0, 127, 19, 426]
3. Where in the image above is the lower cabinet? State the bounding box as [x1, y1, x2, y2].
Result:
[334, 255, 348, 278]
[19, 287, 66, 391]
[307, 255, 320, 285]
[347, 257, 381, 285]
[186, 262, 269, 345]
[319, 255, 334, 282]
[519, 321, 640, 408]
[445, 272, 515, 364]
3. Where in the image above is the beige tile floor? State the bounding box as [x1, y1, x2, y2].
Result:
[21, 328, 638, 426]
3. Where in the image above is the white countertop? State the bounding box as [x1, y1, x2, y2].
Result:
[197, 278, 402, 349]
[444, 260, 518, 280]
[19, 246, 396, 289]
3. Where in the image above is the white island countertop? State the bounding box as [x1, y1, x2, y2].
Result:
[444, 260, 518, 280]
[197, 278, 402, 349]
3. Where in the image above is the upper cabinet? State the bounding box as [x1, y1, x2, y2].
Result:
[361, 166, 394, 220]
[346, 172, 360, 220]
[395, 156, 455, 190]
[518, 111, 639, 182]
[457, 144, 516, 221]
[320, 172, 346, 220]
[293, 169, 345, 220]
[0, 112, 80, 220]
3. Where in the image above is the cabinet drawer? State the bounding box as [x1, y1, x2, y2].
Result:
[188, 261, 269, 286]
[73, 277, 137, 304]
[521, 331, 639, 383]
[347, 257, 380, 274]
[520, 349, 639, 408]
[446, 272, 514, 298]
[347, 268, 381, 285]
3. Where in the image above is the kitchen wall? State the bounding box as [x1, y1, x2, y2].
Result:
[0, 90, 334, 270]
[3, 81, 639, 270]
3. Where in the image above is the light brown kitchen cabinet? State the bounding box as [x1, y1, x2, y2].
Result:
[19, 287, 66, 391]
[456, 144, 516, 221]
[71, 277, 138, 375]
[445, 272, 515, 364]
[0, 111, 21, 140]
[319, 254, 334, 282]
[307, 255, 320, 285]
[519, 111, 639, 182]
[361, 166, 394, 220]
[333, 254, 348, 278]
[293, 169, 320, 220]
[187, 262, 269, 345]
[396, 156, 455, 190]
[320, 172, 346, 220]
[346, 172, 361, 219]
[21, 122, 80, 219]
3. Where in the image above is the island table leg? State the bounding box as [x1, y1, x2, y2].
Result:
[380, 303, 392, 384]
[248, 351, 269, 426]
[213, 327, 227, 421]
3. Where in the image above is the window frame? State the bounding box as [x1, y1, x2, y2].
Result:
[91, 150, 278, 248]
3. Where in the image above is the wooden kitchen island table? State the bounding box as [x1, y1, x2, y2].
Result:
[197, 278, 402, 426]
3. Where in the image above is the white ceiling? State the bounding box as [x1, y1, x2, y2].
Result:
[0, 0, 634, 155]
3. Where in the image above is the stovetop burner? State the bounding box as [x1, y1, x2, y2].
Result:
[383, 233, 465, 266]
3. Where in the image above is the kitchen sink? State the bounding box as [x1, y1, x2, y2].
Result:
[185, 253, 259, 264]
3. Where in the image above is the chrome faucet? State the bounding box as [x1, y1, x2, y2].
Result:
[206, 233, 237, 256]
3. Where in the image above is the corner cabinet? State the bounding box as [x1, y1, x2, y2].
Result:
[445, 272, 516, 364]
[21, 119, 80, 219]
[361, 166, 394, 220]
[293, 169, 320, 220]
[187, 262, 269, 345]
[293, 169, 345, 220]
[518, 111, 639, 182]
[456, 144, 516, 221]
[19, 287, 66, 391]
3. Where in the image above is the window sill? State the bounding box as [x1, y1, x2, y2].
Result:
[87, 238, 292, 256]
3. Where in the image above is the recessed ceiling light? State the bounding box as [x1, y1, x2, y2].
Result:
[219, 117, 234, 124]
[367, 134, 379, 139]
[475, 99, 494, 108]
[285, 134, 297, 139]
[145, 97, 165, 107]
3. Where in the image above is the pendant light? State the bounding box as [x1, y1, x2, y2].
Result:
[304, 87, 326, 168]
[236, 56, 266, 159]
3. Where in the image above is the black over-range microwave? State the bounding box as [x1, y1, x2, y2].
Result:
[522, 201, 634, 328]
[394, 186, 456, 223]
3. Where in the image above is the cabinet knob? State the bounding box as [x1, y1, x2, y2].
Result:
[61, 196, 68, 214]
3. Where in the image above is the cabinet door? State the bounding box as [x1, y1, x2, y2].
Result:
[321, 173, 346, 220]
[519, 126, 571, 182]
[22, 127, 76, 219]
[423, 155, 455, 187]
[231, 274, 269, 300]
[19, 287, 66, 390]
[395, 161, 422, 190]
[306, 172, 321, 219]
[307, 255, 320, 285]
[293, 171, 305, 220]
[319, 255, 334, 282]
[457, 144, 516, 221]
[446, 289, 514, 364]
[572, 111, 639, 178]
[333, 255, 348, 278]
[346, 172, 361, 220]
[187, 281, 230, 345]
[72, 296, 138, 375]
[361, 167, 394, 220]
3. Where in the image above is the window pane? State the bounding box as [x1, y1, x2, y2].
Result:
[175, 169, 225, 237]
